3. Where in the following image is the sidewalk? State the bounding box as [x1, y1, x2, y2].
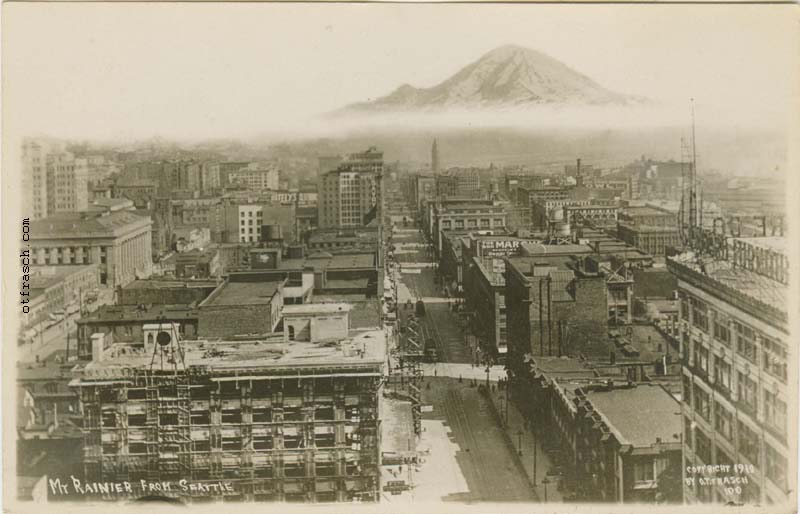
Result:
[485, 386, 565, 503]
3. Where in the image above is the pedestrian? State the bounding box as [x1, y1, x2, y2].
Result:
[434, 368, 437, 377]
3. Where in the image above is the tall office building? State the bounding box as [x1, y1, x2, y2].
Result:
[22, 140, 50, 220]
[318, 147, 383, 229]
[668, 236, 790, 506]
[431, 138, 440, 173]
[23, 140, 90, 218]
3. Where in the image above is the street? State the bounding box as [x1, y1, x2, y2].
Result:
[420, 378, 537, 502]
[389, 225, 538, 502]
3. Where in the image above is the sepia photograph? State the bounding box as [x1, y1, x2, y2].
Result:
[2, 2, 798, 513]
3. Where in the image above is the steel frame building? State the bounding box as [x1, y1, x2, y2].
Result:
[72, 324, 385, 503]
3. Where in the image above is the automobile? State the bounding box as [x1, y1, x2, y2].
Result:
[415, 300, 426, 317]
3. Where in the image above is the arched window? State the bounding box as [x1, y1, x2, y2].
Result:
[288, 326, 295, 341]
[147, 333, 154, 346]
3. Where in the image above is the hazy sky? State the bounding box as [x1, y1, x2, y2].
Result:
[3, 3, 798, 140]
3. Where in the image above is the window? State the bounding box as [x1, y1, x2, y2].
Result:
[682, 375, 692, 405]
[713, 316, 730, 345]
[633, 459, 654, 483]
[693, 343, 709, 374]
[714, 359, 731, 392]
[253, 408, 271, 423]
[129, 442, 147, 454]
[128, 414, 147, 426]
[691, 298, 708, 332]
[714, 403, 733, 441]
[222, 437, 240, 451]
[738, 420, 760, 464]
[765, 444, 787, 490]
[102, 410, 116, 428]
[681, 297, 689, 322]
[737, 372, 757, 414]
[763, 390, 786, 437]
[159, 413, 178, 425]
[717, 448, 734, 470]
[253, 436, 273, 450]
[735, 322, 757, 362]
[695, 429, 712, 463]
[128, 389, 146, 400]
[762, 337, 787, 382]
[288, 325, 295, 341]
[693, 385, 710, 420]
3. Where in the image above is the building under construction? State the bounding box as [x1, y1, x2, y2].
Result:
[70, 306, 385, 503]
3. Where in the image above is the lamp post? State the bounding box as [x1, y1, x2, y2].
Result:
[542, 476, 551, 502]
[504, 376, 510, 426]
[533, 427, 538, 484]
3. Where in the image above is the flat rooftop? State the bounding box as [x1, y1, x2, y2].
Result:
[79, 304, 198, 322]
[622, 206, 672, 217]
[618, 222, 678, 233]
[313, 295, 381, 329]
[585, 384, 681, 448]
[279, 252, 375, 270]
[438, 203, 505, 212]
[533, 357, 599, 379]
[123, 279, 219, 290]
[283, 303, 351, 315]
[735, 236, 786, 253]
[323, 278, 371, 290]
[203, 281, 282, 306]
[669, 252, 786, 313]
[519, 242, 593, 256]
[30, 265, 96, 290]
[30, 211, 150, 238]
[77, 328, 386, 381]
[507, 255, 575, 273]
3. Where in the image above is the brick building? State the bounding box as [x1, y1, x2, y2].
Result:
[197, 279, 284, 339]
[75, 304, 199, 361]
[21, 265, 100, 329]
[427, 200, 508, 257]
[617, 223, 681, 259]
[504, 255, 608, 365]
[118, 279, 219, 306]
[573, 383, 682, 502]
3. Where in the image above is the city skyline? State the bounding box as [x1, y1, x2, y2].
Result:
[4, 2, 798, 511]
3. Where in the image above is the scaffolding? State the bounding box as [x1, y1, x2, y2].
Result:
[390, 314, 424, 436]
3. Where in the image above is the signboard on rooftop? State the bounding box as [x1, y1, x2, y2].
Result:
[479, 239, 521, 258]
